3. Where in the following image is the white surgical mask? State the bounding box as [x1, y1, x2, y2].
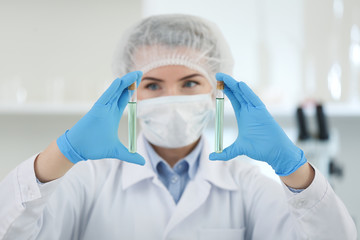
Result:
[137, 93, 214, 148]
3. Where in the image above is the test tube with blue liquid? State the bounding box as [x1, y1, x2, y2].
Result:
[215, 80, 224, 153]
[128, 82, 137, 153]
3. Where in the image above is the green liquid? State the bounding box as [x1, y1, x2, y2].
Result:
[128, 102, 137, 153]
[215, 98, 224, 153]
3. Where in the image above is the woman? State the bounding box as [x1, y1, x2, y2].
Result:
[0, 14, 356, 239]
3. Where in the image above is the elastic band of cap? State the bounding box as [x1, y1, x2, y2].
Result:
[139, 59, 214, 89]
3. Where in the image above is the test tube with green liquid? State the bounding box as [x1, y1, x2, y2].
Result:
[128, 82, 137, 153]
[215, 80, 224, 153]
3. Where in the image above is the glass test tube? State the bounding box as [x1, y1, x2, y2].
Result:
[128, 82, 137, 153]
[215, 81, 224, 153]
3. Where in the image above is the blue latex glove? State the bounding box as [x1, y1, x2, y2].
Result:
[57, 71, 145, 165]
[209, 73, 306, 176]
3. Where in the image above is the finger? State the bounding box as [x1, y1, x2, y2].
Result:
[121, 152, 146, 166]
[96, 78, 121, 105]
[224, 85, 245, 106]
[223, 85, 241, 114]
[216, 72, 238, 89]
[114, 71, 142, 102]
[115, 145, 146, 165]
[236, 83, 251, 106]
[135, 71, 143, 87]
[117, 90, 130, 113]
[216, 73, 248, 105]
[238, 81, 265, 108]
[209, 142, 241, 161]
[95, 71, 141, 105]
[114, 71, 142, 109]
[117, 71, 142, 110]
[120, 71, 142, 89]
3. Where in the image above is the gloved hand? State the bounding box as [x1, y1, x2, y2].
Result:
[209, 73, 306, 176]
[56, 71, 145, 165]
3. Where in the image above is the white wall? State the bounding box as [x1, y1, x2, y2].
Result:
[142, 0, 304, 106]
[0, 0, 143, 176]
[0, 0, 142, 104]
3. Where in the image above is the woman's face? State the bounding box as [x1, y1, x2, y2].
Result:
[137, 65, 212, 100]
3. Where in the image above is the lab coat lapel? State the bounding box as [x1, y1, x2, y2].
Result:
[122, 134, 175, 198]
[122, 134, 238, 238]
[163, 138, 238, 238]
[163, 163, 211, 238]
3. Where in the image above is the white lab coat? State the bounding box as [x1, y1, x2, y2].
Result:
[0, 136, 357, 240]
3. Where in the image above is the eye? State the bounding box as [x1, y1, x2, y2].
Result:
[145, 83, 160, 91]
[183, 80, 199, 88]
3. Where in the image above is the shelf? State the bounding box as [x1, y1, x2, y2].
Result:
[1, 102, 360, 117]
[225, 102, 360, 117]
[0, 103, 92, 115]
[267, 103, 360, 117]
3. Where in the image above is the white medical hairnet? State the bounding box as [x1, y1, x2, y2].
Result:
[112, 14, 234, 90]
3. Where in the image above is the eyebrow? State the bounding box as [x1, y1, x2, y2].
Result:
[179, 73, 203, 81]
[142, 73, 204, 82]
[142, 77, 163, 82]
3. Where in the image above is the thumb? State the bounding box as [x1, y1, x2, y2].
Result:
[209, 142, 241, 161]
[114, 145, 146, 166]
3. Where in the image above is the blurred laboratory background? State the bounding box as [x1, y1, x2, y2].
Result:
[1, 0, 359, 234]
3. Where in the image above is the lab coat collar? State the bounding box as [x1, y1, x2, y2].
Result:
[143, 135, 203, 181]
[121, 133, 238, 191]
